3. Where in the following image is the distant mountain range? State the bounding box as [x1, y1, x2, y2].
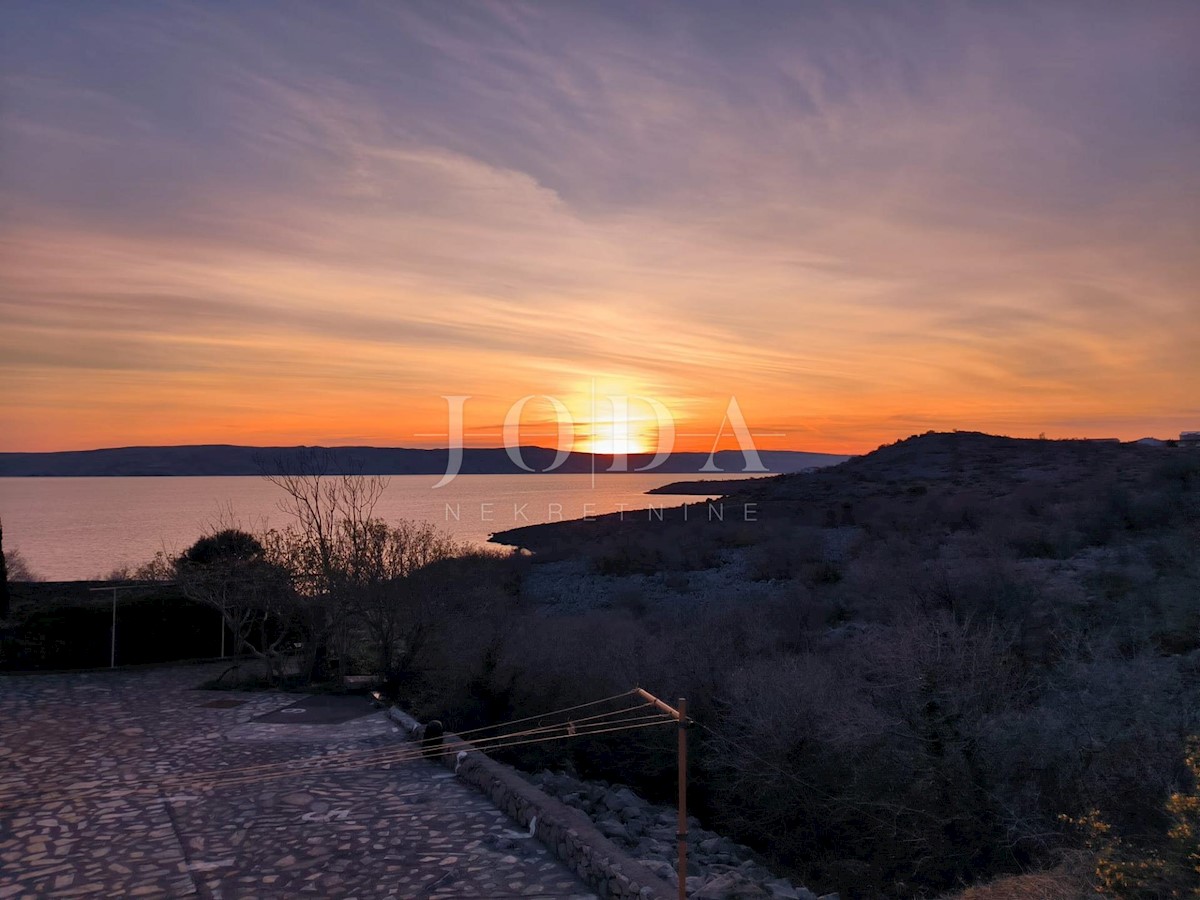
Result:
[0, 444, 850, 477]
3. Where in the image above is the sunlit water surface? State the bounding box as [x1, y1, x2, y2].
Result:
[0, 473, 753, 580]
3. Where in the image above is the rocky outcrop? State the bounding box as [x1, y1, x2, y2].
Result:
[387, 706, 831, 900]
[526, 770, 828, 900]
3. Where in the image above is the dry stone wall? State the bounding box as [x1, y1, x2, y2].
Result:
[388, 707, 832, 900]
[388, 707, 675, 899]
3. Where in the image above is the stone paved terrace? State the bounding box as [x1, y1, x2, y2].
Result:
[0, 663, 598, 898]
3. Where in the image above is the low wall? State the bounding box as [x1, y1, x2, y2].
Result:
[388, 707, 675, 900]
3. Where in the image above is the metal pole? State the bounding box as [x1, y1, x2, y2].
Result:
[220, 603, 226, 658]
[677, 696, 688, 900]
[110, 587, 117, 669]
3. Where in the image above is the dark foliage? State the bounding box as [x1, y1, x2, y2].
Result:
[0, 519, 9, 620]
[179, 529, 266, 566]
[7, 434, 1198, 898]
[440, 434, 1200, 898]
[0, 582, 227, 669]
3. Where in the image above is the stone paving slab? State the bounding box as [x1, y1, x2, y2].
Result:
[0, 663, 597, 898]
[253, 695, 376, 725]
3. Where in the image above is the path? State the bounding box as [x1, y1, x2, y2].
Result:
[0, 663, 596, 898]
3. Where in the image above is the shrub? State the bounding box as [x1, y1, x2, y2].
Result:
[1063, 737, 1200, 898]
[3, 546, 40, 582]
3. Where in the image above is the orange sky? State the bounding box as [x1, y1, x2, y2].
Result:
[1, 3, 1198, 455]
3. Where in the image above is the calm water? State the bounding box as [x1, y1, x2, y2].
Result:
[0, 474, 748, 581]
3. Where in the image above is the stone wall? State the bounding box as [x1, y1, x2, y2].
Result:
[525, 771, 823, 900]
[388, 707, 676, 900]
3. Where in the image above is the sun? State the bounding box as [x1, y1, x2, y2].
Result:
[558, 377, 678, 456]
[580, 421, 649, 456]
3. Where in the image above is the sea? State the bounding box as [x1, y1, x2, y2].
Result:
[0, 473, 751, 581]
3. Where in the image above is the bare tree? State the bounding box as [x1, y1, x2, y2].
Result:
[1, 530, 39, 584]
[257, 449, 462, 685]
[348, 521, 458, 689]
[259, 449, 390, 680]
[260, 449, 388, 588]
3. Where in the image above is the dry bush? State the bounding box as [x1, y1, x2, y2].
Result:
[589, 523, 726, 575]
[745, 525, 825, 581]
[337, 436, 1200, 897]
[1061, 737, 1200, 898]
[3, 547, 40, 582]
[691, 616, 1031, 895]
[951, 867, 1087, 900]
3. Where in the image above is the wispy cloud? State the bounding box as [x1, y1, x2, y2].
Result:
[1, 1, 1197, 450]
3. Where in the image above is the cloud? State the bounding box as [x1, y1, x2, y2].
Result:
[1, 1, 1198, 450]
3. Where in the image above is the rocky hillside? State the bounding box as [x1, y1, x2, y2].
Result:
[459, 432, 1200, 897]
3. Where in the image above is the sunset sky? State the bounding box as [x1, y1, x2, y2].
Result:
[1, 1, 1198, 454]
